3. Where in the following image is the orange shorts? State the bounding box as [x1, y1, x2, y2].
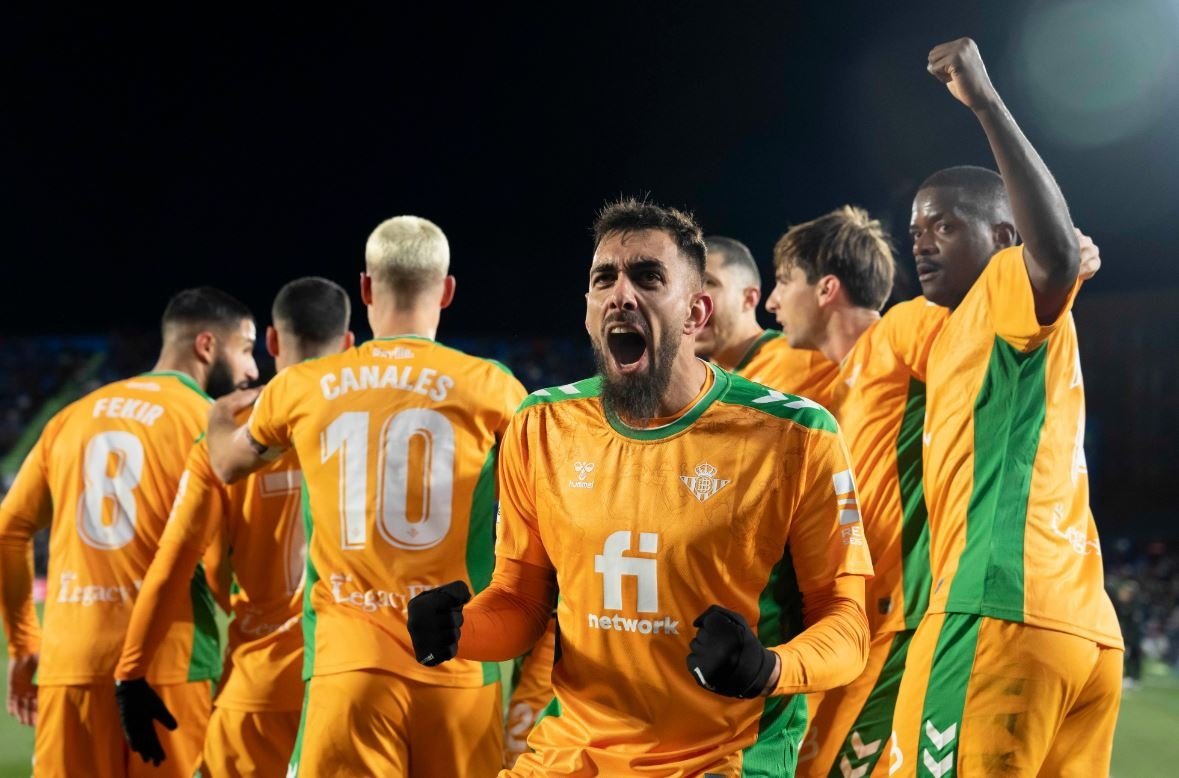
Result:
[889, 612, 1122, 777]
[198, 706, 301, 778]
[799, 628, 911, 778]
[34, 680, 211, 778]
[287, 669, 502, 778]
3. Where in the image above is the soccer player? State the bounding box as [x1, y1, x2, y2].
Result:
[407, 198, 874, 776]
[206, 216, 527, 777]
[697, 235, 837, 399]
[0, 288, 257, 777]
[890, 39, 1123, 776]
[761, 206, 949, 778]
[114, 277, 354, 775]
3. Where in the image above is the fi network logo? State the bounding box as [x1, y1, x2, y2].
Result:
[589, 530, 678, 636]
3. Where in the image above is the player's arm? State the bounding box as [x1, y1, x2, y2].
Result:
[0, 431, 54, 727]
[115, 447, 226, 766]
[928, 37, 1079, 323]
[407, 411, 557, 665]
[687, 427, 872, 699]
[207, 386, 276, 484]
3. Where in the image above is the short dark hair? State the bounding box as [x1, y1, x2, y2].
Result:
[705, 235, 761, 288]
[161, 287, 253, 340]
[919, 165, 1013, 224]
[773, 206, 895, 311]
[272, 277, 351, 345]
[593, 197, 707, 277]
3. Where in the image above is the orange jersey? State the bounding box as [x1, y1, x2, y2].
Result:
[922, 247, 1121, 648]
[495, 364, 873, 773]
[829, 298, 948, 634]
[116, 428, 305, 707]
[0, 372, 217, 685]
[733, 329, 839, 405]
[247, 337, 526, 687]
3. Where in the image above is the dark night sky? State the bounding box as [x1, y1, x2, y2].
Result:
[6, 2, 1178, 338]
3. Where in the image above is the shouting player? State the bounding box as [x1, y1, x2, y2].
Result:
[114, 277, 353, 775]
[207, 216, 526, 777]
[697, 235, 837, 399]
[0, 288, 257, 777]
[408, 198, 873, 776]
[890, 39, 1123, 776]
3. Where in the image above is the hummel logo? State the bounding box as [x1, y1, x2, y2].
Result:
[680, 462, 730, 503]
[569, 461, 595, 489]
[839, 755, 868, 778]
[924, 721, 956, 750]
[372, 346, 415, 359]
[922, 751, 952, 778]
[850, 731, 881, 759]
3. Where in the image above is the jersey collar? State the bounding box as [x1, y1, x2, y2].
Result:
[138, 370, 212, 401]
[732, 329, 780, 372]
[604, 362, 729, 441]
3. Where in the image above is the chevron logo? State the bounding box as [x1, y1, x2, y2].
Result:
[851, 731, 882, 759]
[924, 720, 957, 750]
[922, 750, 953, 777]
[840, 755, 869, 778]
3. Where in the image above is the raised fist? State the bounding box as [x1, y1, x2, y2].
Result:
[927, 37, 1000, 111]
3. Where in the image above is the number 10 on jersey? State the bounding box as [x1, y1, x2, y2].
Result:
[320, 409, 455, 551]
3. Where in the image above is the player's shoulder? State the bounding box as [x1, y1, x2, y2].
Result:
[516, 376, 602, 413]
[883, 295, 947, 326]
[427, 339, 520, 381]
[714, 369, 839, 435]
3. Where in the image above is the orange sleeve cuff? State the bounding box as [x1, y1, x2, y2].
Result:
[456, 559, 556, 663]
[769, 575, 869, 695]
[115, 542, 205, 680]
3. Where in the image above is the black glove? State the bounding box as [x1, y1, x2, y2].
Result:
[407, 581, 471, 666]
[686, 605, 776, 699]
[115, 678, 177, 766]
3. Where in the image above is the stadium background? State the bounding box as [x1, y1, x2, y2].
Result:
[3, 1, 1177, 775]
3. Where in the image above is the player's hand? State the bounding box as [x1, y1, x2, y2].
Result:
[6, 654, 38, 727]
[115, 678, 177, 766]
[927, 38, 1000, 112]
[208, 386, 262, 426]
[1077, 228, 1101, 281]
[407, 581, 471, 666]
[686, 605, 776, 699]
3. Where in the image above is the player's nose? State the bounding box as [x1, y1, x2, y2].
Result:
[605, 274, 639, 311]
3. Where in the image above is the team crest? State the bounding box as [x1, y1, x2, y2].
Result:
[680, 462, 730, 503]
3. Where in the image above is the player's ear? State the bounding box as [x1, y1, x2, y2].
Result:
[194, 331, 217, 365]
[742, 286, 761, 313]
[359, 273, 374, 307]
[816, 274, 841, 307]
[265, 326, 279, 359]
[439, 275, 456, 310]
[992, 221, 1017, 251]
[686, 291, 713, 335]
[340, 331, 355, 351]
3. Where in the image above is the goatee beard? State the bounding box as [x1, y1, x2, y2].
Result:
[593, 326, 679, 423]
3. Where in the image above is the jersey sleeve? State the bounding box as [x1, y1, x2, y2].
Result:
[884, 298, 948, 381]
[984, 246, 1081, 353]
[785, 428, 874, 592]
[0, 427, 56, 657]
[493, 411, 552, 571]
[115, 443, 227, 679]
[247, 370, 297, 451]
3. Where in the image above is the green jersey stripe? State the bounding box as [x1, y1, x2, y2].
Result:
[740, 694, 808, 777]
[918, 614, 981, 777]
[946, 338, 1047, 618]
[896, 378, 932, 629]
[287, 682, 312, 777]
[825, 630, 913, 778]
[468, 442, 501, 685]
[301, 481, 320, 681]
[186, 561, 222, 682]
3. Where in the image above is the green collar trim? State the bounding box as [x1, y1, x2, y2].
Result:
[365, 335, 434, 344]
[138, 371, 212, 401]
[733, 329, 780, 372]
[604, 362, 728, 441]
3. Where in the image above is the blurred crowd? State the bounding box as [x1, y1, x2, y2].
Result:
[1106, 538, 1179, 682]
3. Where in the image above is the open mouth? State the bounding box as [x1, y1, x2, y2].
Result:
[606, 325, 649, 371]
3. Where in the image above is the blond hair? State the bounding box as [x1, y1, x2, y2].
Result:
[364, 216, 450, 307]
[773, 206, 894, 310]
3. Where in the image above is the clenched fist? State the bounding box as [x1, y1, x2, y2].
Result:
[927, 37, 1000, 112]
